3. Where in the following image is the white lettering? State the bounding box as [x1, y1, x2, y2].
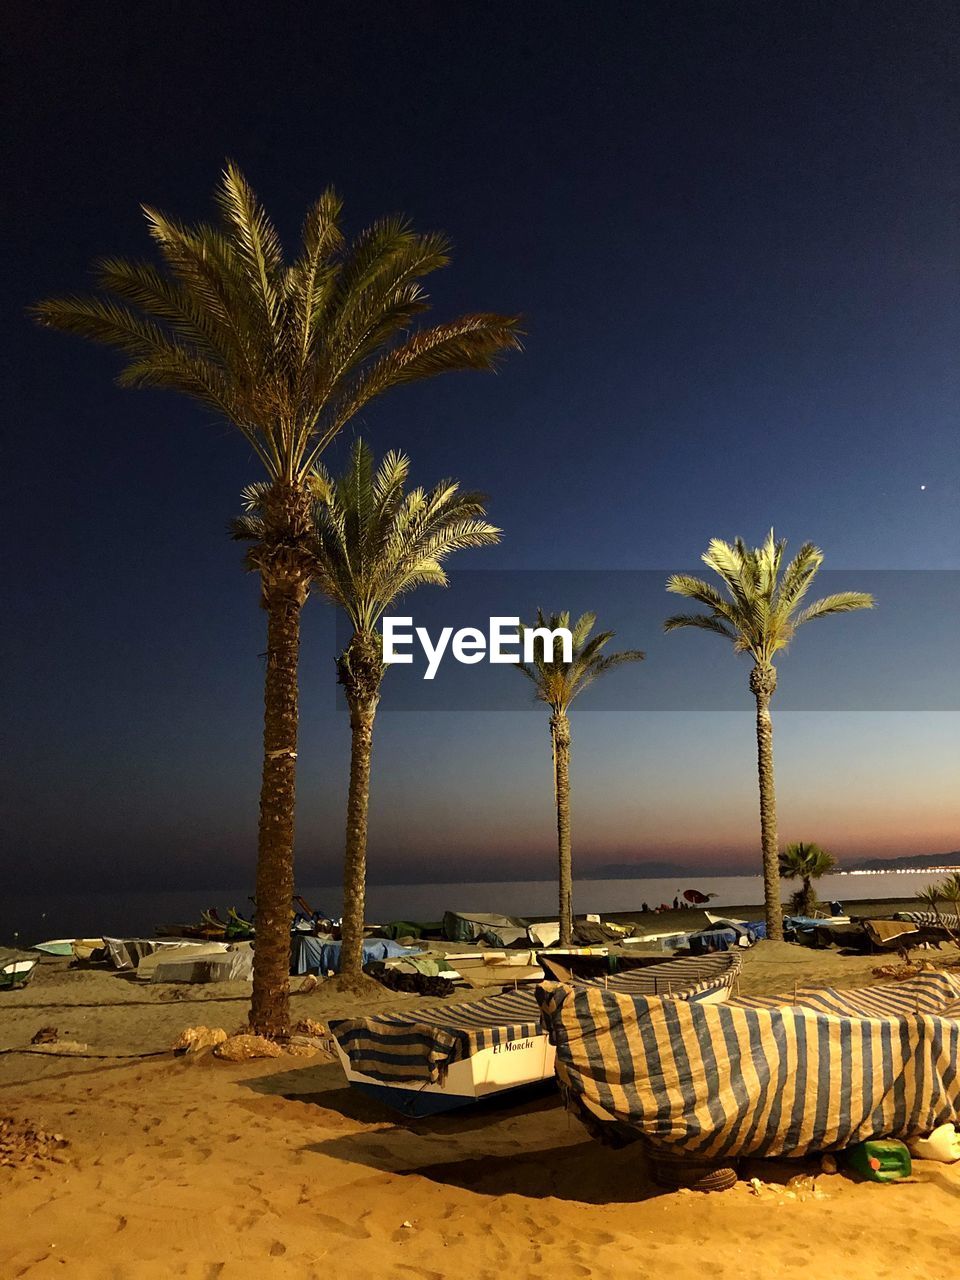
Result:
[417, 626, 453, 680]
[524, 626, 573, 663]
[382, 616, 413, 664]
[489, 616, 521, 663]
[380, 617, 577, 679]
[452, 627, 486, 664]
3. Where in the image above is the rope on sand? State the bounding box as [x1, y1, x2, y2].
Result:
[0, 1048, 173, 1060]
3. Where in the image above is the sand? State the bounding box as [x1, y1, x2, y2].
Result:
[2, 939, 960, 1279]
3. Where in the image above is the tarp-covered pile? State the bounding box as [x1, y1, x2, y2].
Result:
[103, 938, 207, 972]
[442, 911, 529, 947]
[291, 935, 419, 975]
[140, 943, 253, 983]
[537, 970, 960, 1159]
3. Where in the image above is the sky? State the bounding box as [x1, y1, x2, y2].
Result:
[3, 1, 958, 893]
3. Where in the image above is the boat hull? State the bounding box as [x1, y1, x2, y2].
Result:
[334, 1035, 556, 1117]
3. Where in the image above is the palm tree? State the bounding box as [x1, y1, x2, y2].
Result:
[918, 876, 960, 947]
[665, 532, 873, 940]
[778, 841, 837, 916]
[33, 165, 521, 1036]
[516, 612, 644, 946]
[237, 439, 501, 981]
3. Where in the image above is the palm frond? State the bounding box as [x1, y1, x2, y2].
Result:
[35, 166, 522, 492]
[307, 440, 499, 632]
[663, 613, 737, 640]
[514, 609, 643, 711]
[666, 532, 875, 665]
[793, 592, 875, 627]
[215, 162, 285, 346]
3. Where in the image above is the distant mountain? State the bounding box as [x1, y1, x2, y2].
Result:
[845, 852, 960, 872]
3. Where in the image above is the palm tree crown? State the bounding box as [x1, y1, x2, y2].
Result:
[665, 530, 874, 662]
[517, 610, 645, 712]
[778, 841, 837, 882]
[307, 439, 502, 630]
[33, 163, 522, 485]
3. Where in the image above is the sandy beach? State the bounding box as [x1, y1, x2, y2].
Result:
[3, 926, 960, 1280]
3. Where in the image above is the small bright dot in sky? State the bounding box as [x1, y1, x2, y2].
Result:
[920, 484, 926, 491]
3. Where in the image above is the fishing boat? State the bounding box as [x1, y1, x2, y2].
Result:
[330, 951, 742, 1117]
[0, 958, 39, 989]
[32, 939, 75, 956]
[330, 987, 552, 1116]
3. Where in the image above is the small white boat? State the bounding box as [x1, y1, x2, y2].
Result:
[32, 939, 75, 956]
[331, 988, 552, 1116]
[1, 958, 39, 989]
[333, 1024, 556, 1116]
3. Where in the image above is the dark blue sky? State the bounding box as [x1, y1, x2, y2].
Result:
[4, 1, 958, 892]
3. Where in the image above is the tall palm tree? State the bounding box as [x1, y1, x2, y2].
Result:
[237, 439, 501, 980]
[778, 841, 836, 916]
[665, 532, 874, 940]
[33, 165, 521, 1036]
[516, 612, 644, 946]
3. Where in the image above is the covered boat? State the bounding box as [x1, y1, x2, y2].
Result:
[291, 935, 419, 975]
[441, 911, 529, 947]
[137, 942, 251, 983]
[103, 937, 205, 972]
[329, 951, 742, 1116]
[536, 970, 960, 1185]
[538, 950, 741, 996]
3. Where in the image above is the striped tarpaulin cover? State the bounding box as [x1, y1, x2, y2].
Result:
[573, 952, 741, 1000]
[537, 971, 960, 1158]
[330, 953, 741, 1086]
[330, 988, 542, 1085]
[894, 911, 960, 930]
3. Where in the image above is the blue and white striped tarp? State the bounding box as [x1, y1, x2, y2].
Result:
[537, 970, 960, 1158]
[330, 988, 541, 1084]
[543, 952, 741, 1000]
[894, 911, 960, 931]
[330, 953, 741, 1086]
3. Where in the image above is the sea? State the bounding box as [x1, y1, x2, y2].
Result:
[3, 869, 953, 945]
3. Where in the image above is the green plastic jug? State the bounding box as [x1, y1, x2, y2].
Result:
[844, 1139, 912, 1182]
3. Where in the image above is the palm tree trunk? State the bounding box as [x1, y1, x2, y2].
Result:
[551, 711, 574, 946]
[751, 664, 784, 941]
[249, 587, 304, 1038]
[801, 875, 814, 916]
[339, 698, 377, 976]
[337, 631, 385, 980]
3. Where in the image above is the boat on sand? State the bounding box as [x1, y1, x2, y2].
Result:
[330, 951, 741, 1117]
